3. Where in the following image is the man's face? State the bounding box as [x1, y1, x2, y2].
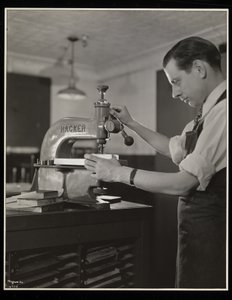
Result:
[164, 58, 206, 108]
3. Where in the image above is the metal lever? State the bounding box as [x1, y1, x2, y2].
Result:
[121, 129, 134, 146]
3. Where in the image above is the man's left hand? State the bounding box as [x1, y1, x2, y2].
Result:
[84, 154, 121, 182]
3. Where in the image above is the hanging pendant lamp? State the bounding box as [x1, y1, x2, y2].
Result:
[57, 36, 86, 100]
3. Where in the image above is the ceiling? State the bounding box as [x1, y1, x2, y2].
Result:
[6, 9, 227, 72]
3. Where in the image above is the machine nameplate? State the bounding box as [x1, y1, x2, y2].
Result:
[60, 124, 86, 133]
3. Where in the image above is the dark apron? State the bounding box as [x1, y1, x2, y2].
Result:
[176, 90, 227, 288]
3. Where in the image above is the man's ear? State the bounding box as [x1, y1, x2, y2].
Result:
[192, 60, 207, 78]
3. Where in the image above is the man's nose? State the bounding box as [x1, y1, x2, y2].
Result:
[172, 86, 182, 99]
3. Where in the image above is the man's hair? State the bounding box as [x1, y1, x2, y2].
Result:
[162, 36, 222, 72]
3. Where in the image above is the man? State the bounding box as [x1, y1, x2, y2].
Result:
[84, 37, 227, 288]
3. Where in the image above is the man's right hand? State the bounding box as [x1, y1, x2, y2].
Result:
[110, 105, 134, 127]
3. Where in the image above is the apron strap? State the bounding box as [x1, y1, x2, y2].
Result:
[185, 89, 226, 155]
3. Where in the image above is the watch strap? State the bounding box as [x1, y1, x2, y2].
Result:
[130, 168, 137, 186]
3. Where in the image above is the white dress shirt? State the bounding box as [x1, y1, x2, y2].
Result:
[169, 80, 227, 191]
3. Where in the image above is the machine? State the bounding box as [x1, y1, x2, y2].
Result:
[32, 85, 134, 203]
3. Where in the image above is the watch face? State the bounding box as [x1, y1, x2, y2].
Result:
[105, 120, 115, 132]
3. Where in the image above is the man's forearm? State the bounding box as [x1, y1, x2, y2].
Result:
[117, 167, 199, 196]
[126, 120, 171, 157]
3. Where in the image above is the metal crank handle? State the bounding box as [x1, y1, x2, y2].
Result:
[121, 129, 134, 146]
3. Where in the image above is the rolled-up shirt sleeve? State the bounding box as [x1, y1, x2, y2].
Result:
[179, 153, 215, 190]
[169, 135, 187, 165]
[179, 100, 226, 190]
[169, 121, 192, 165]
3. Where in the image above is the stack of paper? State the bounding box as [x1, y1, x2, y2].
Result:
[6, 190, 64, 213]
[54, 154, 119, 166]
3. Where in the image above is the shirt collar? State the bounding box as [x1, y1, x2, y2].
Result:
[202, 80, 226, 118]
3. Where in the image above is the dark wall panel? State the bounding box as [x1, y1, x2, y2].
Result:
[6, 73, 51, 148]
[153, 70, 196, 287]
[156, 69, 196, 172]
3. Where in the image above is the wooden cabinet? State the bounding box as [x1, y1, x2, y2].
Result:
[5, 201, 153, 289]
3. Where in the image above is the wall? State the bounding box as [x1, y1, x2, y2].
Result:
[6, 53, 99, 128]
[7, 31, 226, 155]
[103, 68, 156, 155]
[48, 58, 159, 156]
[50, 79, 99, 123]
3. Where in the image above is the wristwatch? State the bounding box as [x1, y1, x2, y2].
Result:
[130, 168, 137, 186]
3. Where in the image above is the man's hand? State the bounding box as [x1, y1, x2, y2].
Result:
[84, 154, 121, 182]
[110, 105, 134, 127]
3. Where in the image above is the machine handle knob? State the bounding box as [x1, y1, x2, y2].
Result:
[97, 85, 109, 100]
[121, 130, 134, 146]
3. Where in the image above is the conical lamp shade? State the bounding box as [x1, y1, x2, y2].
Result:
[58, 84, 86, 100]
